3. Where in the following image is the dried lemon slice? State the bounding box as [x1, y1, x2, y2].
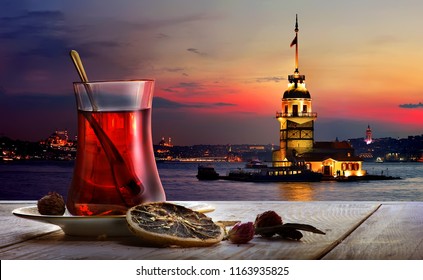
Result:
[126, 202, 224, 247]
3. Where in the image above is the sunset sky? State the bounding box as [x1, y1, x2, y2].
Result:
[1, 0, 423, 145]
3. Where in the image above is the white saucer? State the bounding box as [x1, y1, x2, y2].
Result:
[12, 201, 215, 237]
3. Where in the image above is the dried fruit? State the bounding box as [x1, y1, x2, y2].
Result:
[126, 202, 224, 247]
[254, 210, 283, 237]
[254, 222, 326, 241]
[227, 222, 255, 244]
[277, 228, 303, 240]
[37, 192, 66, 215]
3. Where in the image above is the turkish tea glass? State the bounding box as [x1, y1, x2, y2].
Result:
[67, 80, 166, 216]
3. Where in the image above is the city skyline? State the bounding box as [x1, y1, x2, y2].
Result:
[1, 0, 423, 145]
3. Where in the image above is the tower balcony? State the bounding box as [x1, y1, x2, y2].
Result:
[288, 74, 306, 83]
[276, 112, 317, 118]
[276, 111, 317, 124]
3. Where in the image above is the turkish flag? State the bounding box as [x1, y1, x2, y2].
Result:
[290, 35, 297, 47]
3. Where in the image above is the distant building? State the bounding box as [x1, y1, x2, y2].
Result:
[272, 15, 365, 177]
[365, 125, 373, 144]
[158, 137, 173, 147]
[249, 145, 266, 151]
[46, 130, 71, 148]
[226, 146, 242, 162]
[156, 137, 174, 160]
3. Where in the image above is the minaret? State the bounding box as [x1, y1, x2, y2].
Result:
[273, 15, 317, 166]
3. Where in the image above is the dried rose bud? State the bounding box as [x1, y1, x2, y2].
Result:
[227, 222, 255, 244]
[254, 210, 283, 237]
[37, 192, 66, 215]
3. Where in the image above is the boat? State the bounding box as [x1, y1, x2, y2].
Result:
[225, 165, 323, 182]
[196, 165, 220, 180]
[375, 157, 384, 163]
[245, 159, 268, 168]
[197, 163, 323, 182]
[196, 164, 400, 182]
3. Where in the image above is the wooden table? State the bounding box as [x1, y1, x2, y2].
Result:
[1, 201, 422, 260]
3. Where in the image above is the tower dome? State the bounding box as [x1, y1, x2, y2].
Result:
[283, 83, 311, 99]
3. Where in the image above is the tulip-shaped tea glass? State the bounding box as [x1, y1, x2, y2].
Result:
[67, 80, 166, 216]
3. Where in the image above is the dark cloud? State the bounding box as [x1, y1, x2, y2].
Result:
[156, 33, 170, 39]
[179, 82, 201, 88]
[0, 10, 64, 28]
[163, 88, 178, 93]
[133, 13, 219, 30]
[0, 92, 74, 111]
[19, 37, 71, 58]
[187, 48, 207, 56]
[256, 76, 285, 83]
[153, 97, 236, 109]
[162, 81, 240, 97]
[399, 102, 423, 109]
[153, 97, 187, 109]
[69, 41, 123, 58]
[0, 10, 67, 44]
[0, 10, 68, 57]
[0, 9, 76, 93]
[213, 102, 236, 107]
[159, 67, 189, 77]
[162, 82, 205, 95]
[162, 67, 185, 73]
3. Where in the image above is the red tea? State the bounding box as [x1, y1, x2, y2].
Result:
[66, 109, 165, 215]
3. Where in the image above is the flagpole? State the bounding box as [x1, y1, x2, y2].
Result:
[295, 14, 299, 73]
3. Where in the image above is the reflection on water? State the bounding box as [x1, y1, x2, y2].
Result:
[277, 182, 315, 201]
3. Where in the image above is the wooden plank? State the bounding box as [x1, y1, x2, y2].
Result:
[0, 202, 380, 259]
[0, 203, 60, 250]
[322, 202, 423, 259]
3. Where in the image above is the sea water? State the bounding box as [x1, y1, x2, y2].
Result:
[1, 161, 422, 201]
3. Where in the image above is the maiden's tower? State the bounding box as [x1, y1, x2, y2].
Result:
[272, 15, 365, 178]
[273, 15, 317, 165]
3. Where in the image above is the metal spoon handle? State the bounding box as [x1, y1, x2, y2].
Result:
[70, 50, 99, 111]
